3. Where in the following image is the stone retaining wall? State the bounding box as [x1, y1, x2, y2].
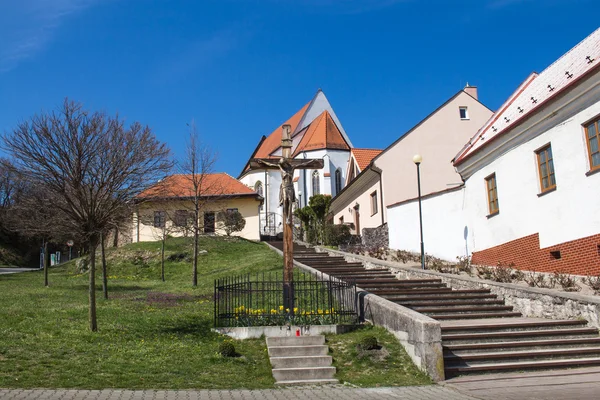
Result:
[315, 245, 600, 329]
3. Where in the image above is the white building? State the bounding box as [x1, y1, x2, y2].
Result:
[390, 28, 600, 275]
[238, 90, 353, 237]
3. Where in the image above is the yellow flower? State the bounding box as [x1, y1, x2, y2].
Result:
[279, 305, 284, 311]
[293, 307, 298, 313]
[285, 308, 290, 313]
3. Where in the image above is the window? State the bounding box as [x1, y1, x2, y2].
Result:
[584, 118, 600, 171]
[370, 191, 378, 216]
[335, 169, 342, 195]
[339, 216, 344, 224]
[536, 144, 556, 193]
[485, 174, 499, 215]
[312, 171, 320, 195]
[255, 181, 263, 210]
[174, 210, 188, 227]
[153, 211, 166, 228]
[226, 208, 239, 214]
[459, 107, 469, 120]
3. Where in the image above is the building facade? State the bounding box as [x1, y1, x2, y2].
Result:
[238, 90, 353, 237]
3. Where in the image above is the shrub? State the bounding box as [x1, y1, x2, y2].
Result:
[218, 340, 236, 357]
[476, 265, 494, 280]
[217, 210, 246, 236]
[584, 275, 600, 294]
[359, 335, 378, 350]
[525, 271, 556, 289]
[455, 255, 472, 275]
[553, 272, 580, 292]
[323, 223, 351, 246]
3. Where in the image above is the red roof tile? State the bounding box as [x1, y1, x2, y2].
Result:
[138, 173, 257, 199]
[293, 111, 350, 156]
[351, 148, 383, 171]
[255, 102, 311, 159]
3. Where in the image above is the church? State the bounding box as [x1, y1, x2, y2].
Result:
[238, 89, 356, 238]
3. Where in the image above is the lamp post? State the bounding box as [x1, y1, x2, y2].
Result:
[413, 154, 425, 270]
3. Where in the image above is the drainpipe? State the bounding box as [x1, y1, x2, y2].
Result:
[264, 170, 268, 234]
[302, 152, 307, 208]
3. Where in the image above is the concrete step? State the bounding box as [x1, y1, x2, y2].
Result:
[399, 300, 505, 307]
[430, 312, 522, 320]
[443, 337, 600, 352]
[442, 328, 600, 343]
[444, 347, 600, 365]
[444, 357, 600, 377]
[268, 345, 329, 357]
[412, 305, 514, 313]
[354, 278, 442, 284]
[360, 282, 447, 289]
[274, 379, 339, 386]
[272, 366, 336, 382]
[441, 319, 588, 333]
[266, 336, 325, 347]
[380, 290, 493, 297]
[270, 355, 333, 369]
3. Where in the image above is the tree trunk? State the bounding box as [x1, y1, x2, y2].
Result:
[161, 230, 165, 282]
[101, 233, 108, 300]
[192, 206, 199, 287]
[112, 226, 119, 247]
[44, 240, 49, 287]
[89, 235, 98, 332]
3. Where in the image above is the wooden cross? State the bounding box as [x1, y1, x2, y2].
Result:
[249, 124, 324, 313]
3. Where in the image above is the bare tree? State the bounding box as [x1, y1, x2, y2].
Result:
[181, 122, 218, 287]
[2, 99, 171, 331]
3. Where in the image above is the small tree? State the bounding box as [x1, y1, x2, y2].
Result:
[180, 121, 218, 287]
[218, 209, 246, 236]
[2, 99, 171, 331]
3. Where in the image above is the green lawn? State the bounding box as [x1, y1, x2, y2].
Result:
[0, 236, 431, 389]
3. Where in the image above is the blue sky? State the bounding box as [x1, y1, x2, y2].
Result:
[0, 0, 598, 177]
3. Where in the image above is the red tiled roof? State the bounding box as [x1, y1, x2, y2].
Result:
[455, 27, 600, 165]
[254, 102, 311, 159]
[351, 148, 383, 171]
[293, 111, 350, 156]
[138, 173, 257, 199]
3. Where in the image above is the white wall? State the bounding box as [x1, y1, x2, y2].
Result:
[388, 188, 469, 261]
[463, 94, 600, 250]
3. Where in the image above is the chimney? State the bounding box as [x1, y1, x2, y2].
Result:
[464, 83, 478, 100]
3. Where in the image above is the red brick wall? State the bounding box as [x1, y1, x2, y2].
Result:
[472, 233, 600, 276]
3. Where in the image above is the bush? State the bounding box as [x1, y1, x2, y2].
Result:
[217, 210, 246, 236]
[553, 271, 580, 292]
[359, 335, 379, 350]
[218, 340, 236, 357]
[323, 223, 351, 246]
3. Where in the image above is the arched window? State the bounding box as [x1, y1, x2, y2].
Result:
[255, 181, 264, 210]
[335, 169, 342, 195]
[312, 171, 320, 195]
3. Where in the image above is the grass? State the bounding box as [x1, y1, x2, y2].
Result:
[327, 325, 432, 387]
[0, 236, 432, 389]
[0, 236, 281, 389]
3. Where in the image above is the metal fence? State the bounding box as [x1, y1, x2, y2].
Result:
[214, 271, 357, 327]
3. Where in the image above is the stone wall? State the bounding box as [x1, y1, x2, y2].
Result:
[361, 223, 388, 249]
[318, 245, 600, 330]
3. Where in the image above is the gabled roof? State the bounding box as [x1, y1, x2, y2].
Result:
[254, 101, 311, 160]
[138, 173, 258, 199]
[455, 27, 600, 165]
[292, 110, 351, 156]
[351, 148, 383, 171]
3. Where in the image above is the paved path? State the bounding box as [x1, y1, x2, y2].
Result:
[0, 386, 478, 400]
[0, 267, 39, 275]
[443, 366, 600, 400]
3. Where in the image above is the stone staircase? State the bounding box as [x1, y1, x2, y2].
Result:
[266, 335, 338, 385]
[271, 242, 600, 378]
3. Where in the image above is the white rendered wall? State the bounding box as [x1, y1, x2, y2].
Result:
[388, 189, 469, 261]
[462, 97, 600, 251]
[333, 179, 383, 234]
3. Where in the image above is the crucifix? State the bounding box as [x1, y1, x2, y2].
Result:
[249, 124, 324, 313]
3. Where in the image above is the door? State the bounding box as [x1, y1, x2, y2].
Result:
[203, 212, 215, 234]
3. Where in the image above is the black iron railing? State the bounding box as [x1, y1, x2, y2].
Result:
[214, 271, 357, 327]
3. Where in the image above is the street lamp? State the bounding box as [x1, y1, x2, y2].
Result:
[413, 154, 425, 270]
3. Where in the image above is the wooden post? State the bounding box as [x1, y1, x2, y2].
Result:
[281, 124, 294, 314]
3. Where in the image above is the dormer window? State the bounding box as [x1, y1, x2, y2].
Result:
[459, 107, 469, 120]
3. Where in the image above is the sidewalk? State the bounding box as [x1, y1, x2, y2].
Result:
[0, 386, 479, 400]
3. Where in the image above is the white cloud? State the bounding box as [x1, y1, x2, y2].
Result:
[0, 0, 99, 73]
